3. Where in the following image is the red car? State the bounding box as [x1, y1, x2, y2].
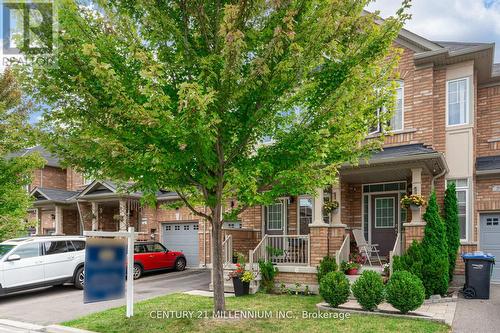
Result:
[133, 242, 186, 279]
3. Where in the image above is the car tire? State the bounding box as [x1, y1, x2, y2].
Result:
[133, 263, 143, 280]
[175, 257, 186, 271]
[74, 267, 84, 290]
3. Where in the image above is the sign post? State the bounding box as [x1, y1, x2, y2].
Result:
[83, 227, 137, 318]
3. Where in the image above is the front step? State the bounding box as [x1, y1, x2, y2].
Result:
[346, 265, 385, 283]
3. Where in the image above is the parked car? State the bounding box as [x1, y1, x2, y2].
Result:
[133, 242, 186, 279]
[0, 236, 86, 295]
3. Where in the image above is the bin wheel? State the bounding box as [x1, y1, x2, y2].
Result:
[463, 287, 476, 299]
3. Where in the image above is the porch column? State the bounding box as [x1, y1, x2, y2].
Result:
[35, 207, 42, 235]
[119, 199, 129, 231]
[91, 202, 99, 231]
[312, 188, 327, 226]
[54, 205, 63, 235]
[409, 167, 423, 224]
[331, 184, 342, 226]
[403, 167, 426, 249]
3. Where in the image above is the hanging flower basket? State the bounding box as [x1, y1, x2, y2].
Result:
[323, 200, 339, 214]
[400, 194, 427, 208]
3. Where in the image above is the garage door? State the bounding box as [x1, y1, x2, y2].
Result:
[162, 222, 199, 267]
[480, 214, 500, 282]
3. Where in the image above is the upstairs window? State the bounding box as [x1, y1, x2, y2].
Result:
[390, 82, 404, 131]
[447, 78, 470, 126]
[369, 81, 404, 134]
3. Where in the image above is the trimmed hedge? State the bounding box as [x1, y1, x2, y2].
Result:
[351, 270, 384, 311]
[386, 270, 425, 314]
[319, 271, 350, 308]
[317, 255, 337, 284]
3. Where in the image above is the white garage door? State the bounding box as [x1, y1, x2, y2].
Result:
[480, 214, 500, 282]
[162, 222, 199, 267]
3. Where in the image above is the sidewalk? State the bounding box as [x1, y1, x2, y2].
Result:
[0, 319, 96, 333]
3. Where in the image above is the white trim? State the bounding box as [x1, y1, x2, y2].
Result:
[446, 77, 471, 127]
[390, 81, 404, 131]
[446, 178, 470, 242]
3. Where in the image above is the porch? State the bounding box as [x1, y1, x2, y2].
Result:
[212, 144, 448, 291]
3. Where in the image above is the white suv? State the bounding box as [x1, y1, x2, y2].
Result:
[0, 236, 86, 295]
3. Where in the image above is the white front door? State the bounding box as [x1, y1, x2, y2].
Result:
[2, 243, 44, 288]
[42, 240, 75, 281]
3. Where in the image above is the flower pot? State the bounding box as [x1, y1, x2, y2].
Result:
[409, 204, 420, 213]
[232, 277, 250, 296]
[346, 268, 358, 275]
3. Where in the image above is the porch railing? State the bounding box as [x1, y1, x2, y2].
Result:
[335, 233, 350, 265]
[389, 232, 402, 275]
[250, 234, 310, 269]
[222, 235, 233, 268]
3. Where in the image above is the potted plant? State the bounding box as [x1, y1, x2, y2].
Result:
[228, 265, 254, 296]
[340, 260, 361, 275]
[400, 194, 427, 213]
[323, 200, 339, 214]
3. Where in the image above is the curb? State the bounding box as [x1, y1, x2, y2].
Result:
[44, 325, 98, 333]
[0, 319, 45, 331]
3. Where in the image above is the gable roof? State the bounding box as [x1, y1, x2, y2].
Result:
[30, 187, 79, 203]
[7, 146, 60, 167]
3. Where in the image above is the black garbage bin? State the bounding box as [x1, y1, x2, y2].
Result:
[462, 252, 495, 299]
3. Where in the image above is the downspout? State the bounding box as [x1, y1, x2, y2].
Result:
[431, 155, 449, 190]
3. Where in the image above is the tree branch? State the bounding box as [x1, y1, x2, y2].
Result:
[177, 190, 212, 221]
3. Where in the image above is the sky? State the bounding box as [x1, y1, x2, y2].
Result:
[366, 0, 500, 63]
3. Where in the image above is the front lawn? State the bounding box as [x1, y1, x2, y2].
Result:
[64, 293, 449, 333]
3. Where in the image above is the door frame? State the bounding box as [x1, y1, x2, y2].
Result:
[261, 198, 288, 236]
[296, 195, 313, 236]
[361, 181, 406, 246]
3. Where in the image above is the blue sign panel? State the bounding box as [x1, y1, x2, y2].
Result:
[84, 238, 126, 304]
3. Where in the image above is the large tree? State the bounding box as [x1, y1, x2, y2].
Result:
[21, 0, 409, 311]
[0, 69, 43, 240]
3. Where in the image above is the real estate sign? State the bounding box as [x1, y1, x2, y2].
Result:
[84, 238, 126, 304]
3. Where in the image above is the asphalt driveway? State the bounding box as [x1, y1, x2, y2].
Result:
[453, 284, 500, 333]
[0, 268, 210, 325]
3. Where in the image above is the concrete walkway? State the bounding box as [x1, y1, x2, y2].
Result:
[453, 284, 500, 333]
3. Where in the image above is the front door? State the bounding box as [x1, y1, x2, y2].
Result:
[371, 194, 398, 257]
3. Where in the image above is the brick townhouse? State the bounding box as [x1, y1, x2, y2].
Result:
[22, 24, 500, 290]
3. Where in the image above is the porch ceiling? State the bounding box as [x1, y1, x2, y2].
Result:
[340, 158, 446, 184]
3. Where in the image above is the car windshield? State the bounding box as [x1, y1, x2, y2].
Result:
[0, 245, 15, 260]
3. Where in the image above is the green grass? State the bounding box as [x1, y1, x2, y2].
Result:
[64, 293, 450, 333]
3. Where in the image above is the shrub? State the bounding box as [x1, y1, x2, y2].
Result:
[317, 255, 337, 283]
[386, 270, 425, 314]
[393, 240, 424, 281]
[351, 270, 385, 311]
[444, 182, 460, 281]
[421, 192, 449, 297]
[259, 260, 278, 293]
[319, 271, 350, 308]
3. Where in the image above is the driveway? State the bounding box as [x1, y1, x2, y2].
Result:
[0, 268, 210, 325]
[453, 284, 500, 333]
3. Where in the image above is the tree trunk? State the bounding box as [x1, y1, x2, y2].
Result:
[211, 204, 225, 313]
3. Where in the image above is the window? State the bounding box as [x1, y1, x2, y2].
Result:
[447, 78, 469, 126]
[267, 202, 283, 230]
[369, 82, 404, 134]
[447, 178, 469, 240]
[145, 243, 166, 253]
[363, 182, 406, 193]
[44, 241, 70, 255]
[72, 241, 86, 251]
[299, 198, 313, 226]
[165, 225, 171, 231]
[193, 224, 199, 230]
[363, 195, 369, 240]
[375, 198, 395, 228]
[323, 190, 332, 224]
[183, 225, 190, 231]
[12, 243, 40, 259]
[174, 225, 180, 231]
[390, 82, 404, 131]
[134, 244, 146, 254]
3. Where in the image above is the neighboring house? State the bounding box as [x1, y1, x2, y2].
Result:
[22, 26, 500, 288]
